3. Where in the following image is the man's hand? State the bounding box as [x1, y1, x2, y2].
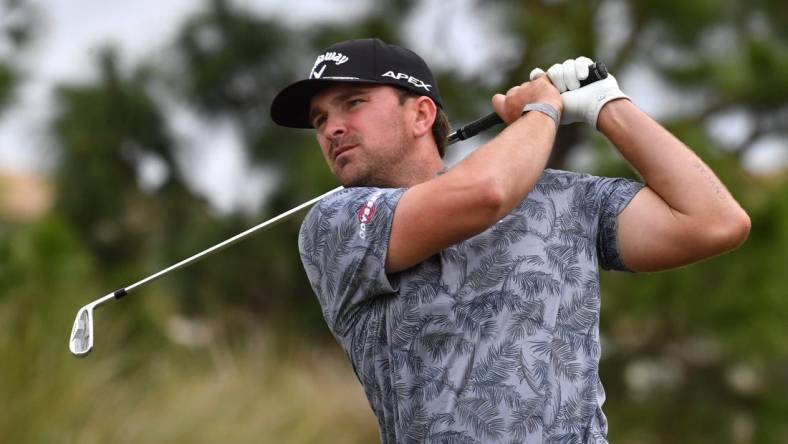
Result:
[530, 57, 628, 128]
[491, 76, 563, 125]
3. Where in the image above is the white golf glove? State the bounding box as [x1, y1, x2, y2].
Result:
[530, 57, 629, 128]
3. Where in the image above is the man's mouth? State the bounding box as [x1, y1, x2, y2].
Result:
[332, 144, 357, 160]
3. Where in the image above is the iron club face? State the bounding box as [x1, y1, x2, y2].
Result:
[69, 292, 116, 357]
[69, 304, 94, 356]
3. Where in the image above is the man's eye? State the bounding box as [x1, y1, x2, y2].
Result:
[348, 98, 364, 107]
[313, 115, 326, 128]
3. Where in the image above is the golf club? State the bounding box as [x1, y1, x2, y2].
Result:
[68, 185, 342, 357]
[69, 63, 608, 357]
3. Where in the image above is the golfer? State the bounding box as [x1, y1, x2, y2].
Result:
[271, 38, 750, 443]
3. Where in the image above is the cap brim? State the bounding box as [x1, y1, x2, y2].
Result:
[270, 78, 386, 128]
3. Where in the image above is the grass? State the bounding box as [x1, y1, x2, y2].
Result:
[0, 306, 379, 443]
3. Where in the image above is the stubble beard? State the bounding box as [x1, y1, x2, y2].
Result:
[336, 120, 410, 188]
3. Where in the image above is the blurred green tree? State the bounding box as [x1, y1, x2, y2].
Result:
[0, 62, 13, 113]
[53, 49, 206, 268]
[0, 0, 37, 113]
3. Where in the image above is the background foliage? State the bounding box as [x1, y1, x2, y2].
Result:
[1, 0, 786, 442]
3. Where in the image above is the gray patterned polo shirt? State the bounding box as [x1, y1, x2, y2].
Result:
[298, 169, 643, 443]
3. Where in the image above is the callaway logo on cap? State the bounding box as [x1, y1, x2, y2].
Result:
[270, 38, 443, 128]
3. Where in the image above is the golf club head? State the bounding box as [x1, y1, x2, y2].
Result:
[69, 305, 94, 357]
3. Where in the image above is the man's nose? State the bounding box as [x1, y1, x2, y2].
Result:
[323, 113, 346, 138]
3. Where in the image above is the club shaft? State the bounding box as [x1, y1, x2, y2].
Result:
[123, 186, 344, 295]
[93, 293, 117, 308]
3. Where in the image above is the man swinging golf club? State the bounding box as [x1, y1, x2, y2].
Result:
[270, 38, 750, 443]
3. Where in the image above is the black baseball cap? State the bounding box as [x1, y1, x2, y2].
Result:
[270, 38, 443, 128]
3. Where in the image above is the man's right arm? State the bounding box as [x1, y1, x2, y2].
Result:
[385, 76, 562, 273]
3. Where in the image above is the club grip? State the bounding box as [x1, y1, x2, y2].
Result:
[580, 62, 607, 88]
[448, 112, 503, 144]
[447, 62, 608, 144]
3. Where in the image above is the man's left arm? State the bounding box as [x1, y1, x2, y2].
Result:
[597, 99, 751, 272]
[535, 58, 751, 272]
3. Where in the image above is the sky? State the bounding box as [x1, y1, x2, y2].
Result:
[0, 0, 205, 173]
[0, 0, 784, 214]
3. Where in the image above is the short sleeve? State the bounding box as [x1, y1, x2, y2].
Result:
[592, 176, 644, 272]
[298, 187, 405, 335]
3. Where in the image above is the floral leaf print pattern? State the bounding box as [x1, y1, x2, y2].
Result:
[298, 170, 643, 443]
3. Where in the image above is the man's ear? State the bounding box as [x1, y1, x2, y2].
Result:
[410, 95, 437, 138]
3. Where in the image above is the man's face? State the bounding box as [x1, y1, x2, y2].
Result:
[309, 84, 412, 187]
